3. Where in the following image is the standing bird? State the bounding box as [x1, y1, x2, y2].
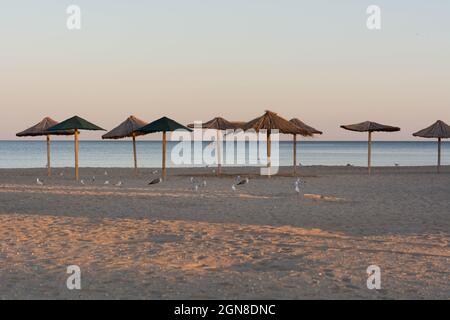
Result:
[104, 181, 110, 185]
[231, 184, 237, 192]
[114, 181, 122, 187]
[80, 179, 85, 185]
[92, 176, 96, 183]
[148, 177, 162, 185]
[104, 170, 108, 176]
[236, 178, 249, 186]
[36, 178, 44, 186]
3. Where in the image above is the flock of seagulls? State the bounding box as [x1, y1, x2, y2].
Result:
[35, 170, 306, 197]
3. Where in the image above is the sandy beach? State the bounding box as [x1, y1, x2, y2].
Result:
[0, 166, 449, 300]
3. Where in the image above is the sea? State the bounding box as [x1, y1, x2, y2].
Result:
[0, 140, 447, 169]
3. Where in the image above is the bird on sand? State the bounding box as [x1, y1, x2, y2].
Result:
[148, 177, 162, 185]
[36, 178, 44, 186]
[236, 178, 249, 186]
[104, 181, 110, 185]
[114, 181, 122, 187]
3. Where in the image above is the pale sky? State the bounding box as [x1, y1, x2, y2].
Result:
[1, 0, 449, 140]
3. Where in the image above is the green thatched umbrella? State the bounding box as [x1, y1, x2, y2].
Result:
[16, 117, 74, 177]
[137, 117, 191, 179]
[413, 120, 450, 173]
[289, 118, 322, 174]
[102, 116, 148, 175]
[188, 117, 240, 176]
[48, 116, 106, 180]
[341, 121, 400, 174]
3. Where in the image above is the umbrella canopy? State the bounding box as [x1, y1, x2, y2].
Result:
[16, 117, 74, 137]
[242, 111, 310, 175]
[102, 116, 148, 174]
[188, 117, 240, 176]
[289, 118, 323, 135]
[341, 121, 400, 174]
[413, 120, 450, 139]
[242, 110, 311, 135]
[16, 117, 74, 177]
[137, 117, 192, 178]
[413, 120, 450, 173]
[340, 121, 400, 133]
[102, 116, 148, 139]
[138, 117, 190, 134]
[48, 116, 106, 181]
[187, 117, 241, 130]
[48, 116, 105, 131]
[289, 118, 322, 174]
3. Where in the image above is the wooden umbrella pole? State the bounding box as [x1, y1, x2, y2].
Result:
[293, 134, 297, 175]
[438, 138, 441, 173]
[267, 130, 271, 176]
[46, 135, 51, 177]
[216, 130, 221, 176]
[132, 134, 138, 175]
[368, 131, 372, 175]
[162, 131, 167, 179]
[74, 129, 79, 181]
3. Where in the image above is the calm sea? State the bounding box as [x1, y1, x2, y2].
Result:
[0, 140, 447, 169]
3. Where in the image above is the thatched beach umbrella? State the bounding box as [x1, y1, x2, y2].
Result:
[188, 117, 240, 176]
[48, 116, 106, 180]
[289, 118, 322, 174]
[413, 120, 450, 173]
[243, 110, 310, 174]
[16, 117, 74, 177]
[341, 121, 400, 174]
[102, 116, 148, 174]
[137, 117, 191, 179]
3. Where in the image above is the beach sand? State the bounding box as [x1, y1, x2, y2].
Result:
[0, 166, 449, 299]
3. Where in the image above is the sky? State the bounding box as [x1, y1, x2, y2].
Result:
[1, 0, 449, 140]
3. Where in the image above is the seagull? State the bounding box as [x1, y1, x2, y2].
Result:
[148, 177, 162, 185]
[104, 170, 108, 176]
[194, 184, 199, 192]
[295, 184, 301, 195]
[236, 178, 249, 186]
[104, 181, 110, 185]
[152, 170, 158, 175]
[80, 180, 85, 185]
[92, 176, 96, 182]
[36, 178, 44, 186]
[202, 180, 207, 187]
[231, 184, 237, 192]
[114, 181, 122, 187]
[190, 177, 196, 184]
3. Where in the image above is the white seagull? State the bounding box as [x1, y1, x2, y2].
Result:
[114, 181, 122, 187]
[104, 181, 110, 185]
[80, 180, 85, 185]
[36, 178, 44, 186]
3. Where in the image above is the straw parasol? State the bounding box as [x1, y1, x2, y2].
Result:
[102, 116, 148, 175]
[16, 117, 74, 177]
[289, 118, 322, 174]
[341, 121, 400, 174]
[137, 117, 191, 179]
[413, 120, 450, 173]
[188, 117, 240, 176]
[243, 110, 310, 175]
[47, 116, 106, 180]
